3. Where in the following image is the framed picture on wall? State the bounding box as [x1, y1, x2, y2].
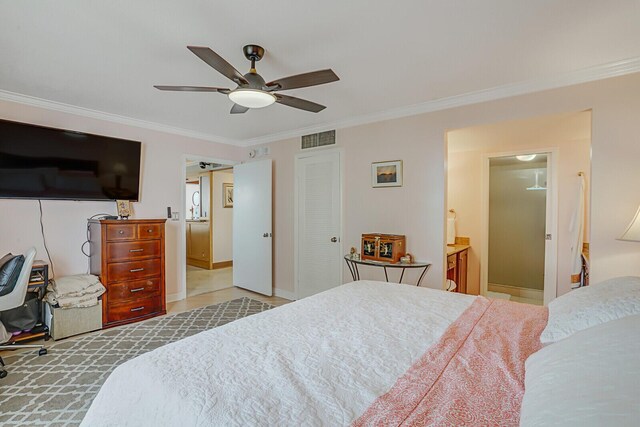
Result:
[223, 183, 233, 208]
[372, 160, 403, 188]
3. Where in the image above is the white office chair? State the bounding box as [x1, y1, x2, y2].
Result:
[0, 247, 47, 379]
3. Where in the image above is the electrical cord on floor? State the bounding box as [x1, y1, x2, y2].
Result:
[38, 200, 56, 280]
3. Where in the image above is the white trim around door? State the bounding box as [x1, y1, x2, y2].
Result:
[177, 154, 238, 302]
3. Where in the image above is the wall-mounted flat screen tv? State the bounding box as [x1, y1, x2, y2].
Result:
[0, 119, 142, 201]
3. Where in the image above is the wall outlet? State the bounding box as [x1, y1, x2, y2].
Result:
[171, 211, 179, 221]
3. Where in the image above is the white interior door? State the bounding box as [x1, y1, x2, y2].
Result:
[233, 159, 272, 296]
[296, 150, 342, 299]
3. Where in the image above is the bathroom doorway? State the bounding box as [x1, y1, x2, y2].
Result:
[184, 157, 235, 298]
[446, 110, 591, 303]
[485, 153, 552, 305]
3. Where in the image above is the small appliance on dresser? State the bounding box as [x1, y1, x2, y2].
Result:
[89, 219, 167, 328]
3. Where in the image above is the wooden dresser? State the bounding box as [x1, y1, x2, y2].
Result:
[89, 219, 167, 328]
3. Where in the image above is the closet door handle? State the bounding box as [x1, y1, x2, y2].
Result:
[130, 268, 144, 273]
[129, 249, 144, 253]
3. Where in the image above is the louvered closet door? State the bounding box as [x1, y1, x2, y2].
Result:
[297, 150, 342, 299]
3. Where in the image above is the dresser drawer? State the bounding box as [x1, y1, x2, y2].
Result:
[106, 296, 161, 323]
[106, 240, 161, 262]
[137, 223, 163, 240]
[107, 278, 161, 303]
[106, 223, 137, 241]
[107, 259, 161, 282]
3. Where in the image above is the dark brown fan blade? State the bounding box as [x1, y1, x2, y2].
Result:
[154, 85, 230, 94]
[187, 46, 249, 86]
[275, 94, 326, 113]
[265, 69, 339, 91]
[230, 104, 249, 114]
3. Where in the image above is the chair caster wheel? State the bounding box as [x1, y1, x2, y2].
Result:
[38, 348, 47, 356]
[0, 369, 7, 379]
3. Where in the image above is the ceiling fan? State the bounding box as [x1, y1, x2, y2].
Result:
[154, 45, 339, 114]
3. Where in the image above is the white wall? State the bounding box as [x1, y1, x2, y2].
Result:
[0, 99, 244, 300]
[256, 74, 640, 299]
[212, 170, 233, 262]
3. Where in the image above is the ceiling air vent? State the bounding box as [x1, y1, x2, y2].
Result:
[301, 130, 336, 149]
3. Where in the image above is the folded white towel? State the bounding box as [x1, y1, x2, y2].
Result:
[55, 288, 104, 309]
[447, 218, 456, 245]
[51, 274, 102, 297]
[45, 281, 105, 308]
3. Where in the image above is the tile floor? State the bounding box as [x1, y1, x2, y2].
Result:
[186, 265, 234, 297]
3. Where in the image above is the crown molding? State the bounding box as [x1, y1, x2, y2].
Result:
[240, 56, 640, 146]
[2, 56, 640, 148]
[0, 89, 242, 146]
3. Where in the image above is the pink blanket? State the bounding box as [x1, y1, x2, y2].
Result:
[354, 297, 547, 427]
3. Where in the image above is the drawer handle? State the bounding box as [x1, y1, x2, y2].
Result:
[130, 306, 145, 312]
[119, 230, 125, 235]
[147, 229, 153, 233]
[129, 248, 144, 252]
[130, 287, 145, 293]
[130, 268, 145, 272]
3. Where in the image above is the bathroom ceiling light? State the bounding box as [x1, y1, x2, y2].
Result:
[516, 154, 537, 162]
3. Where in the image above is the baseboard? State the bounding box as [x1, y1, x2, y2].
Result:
[166, 290, 186, 303]
[274, 288, 296, 301]
[212, 260, 233, 269]
[187, 258, 211, 269]
[488, 283, 543, 300]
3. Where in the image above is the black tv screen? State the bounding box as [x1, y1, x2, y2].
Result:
[0, 119, 141, 201]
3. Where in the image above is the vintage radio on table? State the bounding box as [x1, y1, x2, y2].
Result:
[361, 233, 406, 263]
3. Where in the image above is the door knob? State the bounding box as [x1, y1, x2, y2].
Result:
[330, 237, 338, 243]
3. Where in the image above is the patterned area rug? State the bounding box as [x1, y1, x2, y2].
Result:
[0, 297, 272, 426]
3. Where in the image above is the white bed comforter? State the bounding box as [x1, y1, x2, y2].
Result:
[82, 281, 475, 426]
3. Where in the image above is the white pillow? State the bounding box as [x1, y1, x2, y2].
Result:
[540, 276, 640, 344]
[520, 314, 640, 427]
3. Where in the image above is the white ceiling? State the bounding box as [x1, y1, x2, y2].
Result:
[1, 1, 639, 146]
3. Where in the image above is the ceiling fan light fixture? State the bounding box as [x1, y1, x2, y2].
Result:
[228, 89, 276, 109]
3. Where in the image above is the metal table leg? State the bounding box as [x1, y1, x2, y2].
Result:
[398, 268, 406, 284]
[416, 265, 431, 286]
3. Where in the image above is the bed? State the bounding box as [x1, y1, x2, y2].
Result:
[81, 279, 640, 427]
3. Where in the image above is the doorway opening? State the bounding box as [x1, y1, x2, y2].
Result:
[184, 157, 235, 298]
[445, 110, 591, 304]
[487, 153, 549, 305]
